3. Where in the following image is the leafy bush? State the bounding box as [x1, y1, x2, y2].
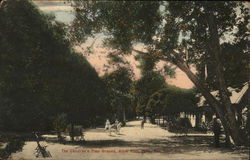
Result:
[0, 137, 24, 159]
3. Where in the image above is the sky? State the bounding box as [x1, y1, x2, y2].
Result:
[34, 1, 195, 89]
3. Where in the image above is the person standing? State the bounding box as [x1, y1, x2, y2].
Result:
[141, 119, 145, 129]
[213, 117, 221, 147]
[115, 119, 119, 129]
[115, 119, 119, 125]
[105, 119, 110, 130]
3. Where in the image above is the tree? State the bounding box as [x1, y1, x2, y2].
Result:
[146, 86, 198, 120]
[196, 43, 249, 90]
[133, 49, 168, 119]
[70, 1, 249, 145]
[102, 67, 133, 124]
[134, 71, 166, 118]
[0, 0, 69, 131]
[0, 0, 108, 132]
[134, 54, 158, 76]
[62, 52, 108, 130]
[53, 113, 68, 141]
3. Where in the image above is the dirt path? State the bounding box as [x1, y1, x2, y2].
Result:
[12, 120, 249, 160]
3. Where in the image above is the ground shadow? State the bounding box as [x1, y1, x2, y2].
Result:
[41, 134, 246, 155]
[125, 124, 138, 127]
[84, 128, 106, 133]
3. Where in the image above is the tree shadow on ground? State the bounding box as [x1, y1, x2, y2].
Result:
[144, 135, 249, 154]
[125, 124, 138, 127]
[45, 139, 130, 148]
[42, 134, 248, 155]
[84, 128, 106, 133]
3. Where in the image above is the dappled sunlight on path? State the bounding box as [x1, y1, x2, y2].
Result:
[84, 120, 175, 142]
[12, 120, 249, 160]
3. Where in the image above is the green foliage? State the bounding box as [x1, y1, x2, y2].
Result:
[102, 67, 133, 121]
[178, 117, 192, 128]
[102, 67, 133, 94]
[71, 1, 161, 51]
[0, 136, 24, 159]
[168, 117, 192, 133]
[0, 0, 108, 131]
[163, 1, 249, 89]
[146, 85, 198, 117]
[161, 65, 176, 78]
[134, 71, 166, 115]
[135, 54, 158, 76]
[70, 1, 249, 145]
[70, 1, 249, 89]
[53, 113, 68, 133]
[107, 53, 127, 66]
[200, 42, 249, 90]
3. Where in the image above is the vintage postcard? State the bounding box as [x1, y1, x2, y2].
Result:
[0, 0, 249, 160]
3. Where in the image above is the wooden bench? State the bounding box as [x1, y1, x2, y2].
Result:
[33, 132, 52, 158]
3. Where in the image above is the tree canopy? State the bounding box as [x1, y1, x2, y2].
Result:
[146, 86, 198, 118]
[134, 71, 166, 116]
[69, 1, 249, 145]
[102, 67, 133, 122]
[0, 0, 108, 131]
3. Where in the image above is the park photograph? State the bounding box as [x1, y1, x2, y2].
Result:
[0, 0, 249, 160]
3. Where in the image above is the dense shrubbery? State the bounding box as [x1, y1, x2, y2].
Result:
[146, 85, 198, 120]
[0, 135, 25, 159]
[0, 0, 108, 132]
[168, 118, 192, 135]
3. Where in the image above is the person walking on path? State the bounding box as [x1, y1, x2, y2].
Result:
[105, 119, 110, 130]
[115, 119, 119, 128]
[213, 117, 221, 147]
[141, 119, 145, 129]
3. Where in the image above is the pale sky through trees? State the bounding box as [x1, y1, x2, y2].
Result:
[34, 1, 195, 89]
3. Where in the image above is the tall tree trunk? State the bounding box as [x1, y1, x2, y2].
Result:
[133, 48, 245, 145]
[174, 59, 244, 145]
[206, 13, 245, 145]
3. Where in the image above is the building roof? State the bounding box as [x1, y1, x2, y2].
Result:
[197, 83, 249, 107]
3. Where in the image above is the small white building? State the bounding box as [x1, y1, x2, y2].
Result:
[196, 82, 249, 125]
